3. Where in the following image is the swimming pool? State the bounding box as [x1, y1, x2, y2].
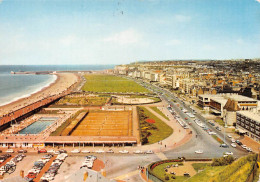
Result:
[19, 117, 58, 134]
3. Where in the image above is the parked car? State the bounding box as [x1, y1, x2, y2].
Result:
[6, 149, 14, 153]
[235, 140, 242, 145]
[227, 135, 232, 138]
[38, 149, 47, 153]
[119, 150, 129, 154]
[133, 150, 143, 154]
[95, 149, 104, 153]
[216, 126, 221, 131]
[82, 150, 91, 153]
[246, 147, 252, 152]
[220, 144, 229, 148]
[18, 149, 27, 153]
[224, 152, 233, 155]
[47, 149, 55, 153]
[106, 149, 114, 153]
[231, 138, 236, 143]
[231, 143, 237, 148]
[145, 150, 154, 154]
[241, 145, 247, 149]
[71, 149, 80, 153]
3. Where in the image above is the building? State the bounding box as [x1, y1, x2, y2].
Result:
[236, 111, 260, 142]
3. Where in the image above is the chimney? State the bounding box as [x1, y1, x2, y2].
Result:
[20, 170, 24, 178]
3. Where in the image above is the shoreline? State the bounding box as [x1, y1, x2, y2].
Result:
[0, 73, 79, 117]
[0, 74, 58, 107]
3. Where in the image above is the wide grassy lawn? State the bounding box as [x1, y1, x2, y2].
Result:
[138, 107, 173, 145]
[82, 74, 150, 93]
[215, 118, 225, 126]
[151, 107, 169, 121]
[186, 166, 226, 182]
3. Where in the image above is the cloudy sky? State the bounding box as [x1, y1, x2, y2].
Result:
[0, 0, 259, 65]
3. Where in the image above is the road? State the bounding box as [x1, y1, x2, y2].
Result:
[133, 79, 247, 159]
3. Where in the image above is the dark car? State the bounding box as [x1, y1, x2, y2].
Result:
[235, 140, 242, 145]
[220, 144, 229, 148]
[18, 149, 27, 153]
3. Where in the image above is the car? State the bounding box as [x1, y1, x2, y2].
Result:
[106, 149, 114, 153]
[95, 149, 104, 153]
[235, 140, 242, 145]
[231, 138, 236, 143]
[18, 149, 27, 153]
[38, 149, 47, 153]
[71, 149, 80, 153]
[119, 150, 129, 154]
[82, 150, 91, 153]
[246, 147, 252, 152]
[54, 151, 60, 155]
[6, 149, 14, 153]
[225, 152, 233, 155]
[195, 150, 203, 154]
[231, 143, 237, 148]
[47, 149, 55, 153]
[145, 150, 154, 154]
[216, 126, 221, 131]
[133, 150, 143, 154]
[227, 135, 232, 138]
[241, 145, 247, 149]
[59, 149, 67, 153]
[220, 144, 229, 148]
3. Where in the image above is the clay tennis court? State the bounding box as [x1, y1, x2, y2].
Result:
[70, 111, 132, 136]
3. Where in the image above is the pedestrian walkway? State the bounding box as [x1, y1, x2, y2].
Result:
[156, 152, 168, 160]
[114, 170, 139, 180]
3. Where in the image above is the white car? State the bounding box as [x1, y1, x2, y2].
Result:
[47, 149, 55, 153]
[227, 135, 232, 138]
[95, 149, 105, 153]
[231, 143, 237, 148]
[225, 152, 233, 155]
[195, 150, 203, 154]
[6, 149, 14, 153]
[71, 149, 81, 153]
[119, 150, 129, 154]
[145, 150, 154, 154]
[41, 176, 54, 181]
[241, 145, 247, 149]
[106, 149, 114, 153]
[246, 147, 252, 152]
[54, 151, 60, 155]
[82, 150, 91, 153]
[208, 131, 216, 135]
[134, 150, 143, 154]
[231, 138, 236, 143]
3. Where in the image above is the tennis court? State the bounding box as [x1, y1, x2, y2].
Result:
[71, 111, 132, 136]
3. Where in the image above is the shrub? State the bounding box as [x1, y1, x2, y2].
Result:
[165, 175, 169, 180]
[212, 155, 235, 166]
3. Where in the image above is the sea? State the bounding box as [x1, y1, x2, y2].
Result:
[0, 65, 115, 107]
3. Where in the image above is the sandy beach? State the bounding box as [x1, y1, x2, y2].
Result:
[0, 72, 79, 117]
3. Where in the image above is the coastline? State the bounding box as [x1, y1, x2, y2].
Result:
[0, 73, 79, 117]
[0, 74, 58, 107]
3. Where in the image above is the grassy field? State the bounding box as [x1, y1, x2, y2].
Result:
[138, 107, 173, 145]
[192, 163, 210, 172]
[150, 107, 169, 121]
[82, 74, 150, 93]
[55, 95, 109, 106]
[186, 166, 226, 182]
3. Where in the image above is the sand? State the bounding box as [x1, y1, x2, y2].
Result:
[0, 73, 79, 117]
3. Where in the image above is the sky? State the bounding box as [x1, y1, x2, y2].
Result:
[0, 0, 259, 65]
